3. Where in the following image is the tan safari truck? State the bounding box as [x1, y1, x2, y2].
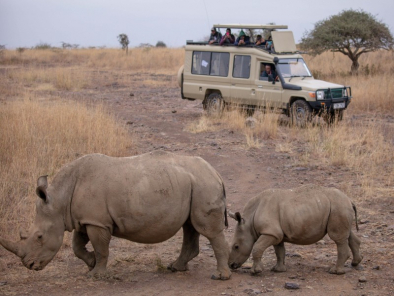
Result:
[177, 24, 352, 125]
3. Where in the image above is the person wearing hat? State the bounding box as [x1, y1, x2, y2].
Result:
[234, 30, 250, 46]
[208, 27, 222, 45]
[219, 28, 235, 45]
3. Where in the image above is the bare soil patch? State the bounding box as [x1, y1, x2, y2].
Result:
[1, 72, 393, 296]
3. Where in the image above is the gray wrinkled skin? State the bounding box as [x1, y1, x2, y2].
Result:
[0, 151, 231, 280]
[228, 185, 362, 275]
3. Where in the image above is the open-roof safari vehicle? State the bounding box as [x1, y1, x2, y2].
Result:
[177, 24, 352, 125]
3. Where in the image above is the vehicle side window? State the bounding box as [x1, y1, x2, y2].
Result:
[192, 51, 211, 75]
[192, 51, 229, 77]
[210, 53, 230, 77]
[233, 55, 251, 79]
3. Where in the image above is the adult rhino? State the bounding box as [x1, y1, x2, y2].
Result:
[0, 151, 231, 280]
[228, 185, 362, 275]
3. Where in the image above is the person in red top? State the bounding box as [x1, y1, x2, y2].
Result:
[220, 28, 235, 45]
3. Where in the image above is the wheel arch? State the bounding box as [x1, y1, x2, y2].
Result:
[287, 96, 309, 116]
[203, 89, 223, 105]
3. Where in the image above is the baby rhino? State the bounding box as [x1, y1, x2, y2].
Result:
[228, 185, 362, 275]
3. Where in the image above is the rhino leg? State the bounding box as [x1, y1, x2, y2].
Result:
[72, 231, 96, 270]
[251, 235, 278, 275]
[168, 219, 200, 272]
[348, 230, 363, 267]
[329, 239, 350, 275]
[207, 232, 231, 280]
[271, 242, 287, 272]
[86, 225, 111, 277]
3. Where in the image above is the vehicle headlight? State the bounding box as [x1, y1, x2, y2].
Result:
[316, 90, 325, 100]
[342, 88, 347, 97]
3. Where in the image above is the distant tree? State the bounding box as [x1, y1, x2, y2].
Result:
[117, 33, 129, 55]
[34, 42, 52, 50]
[61, 42, 72, 49]
[156, 41, 167, 48]
[16, 47, 26, 56]
[0, 45, 5, 57]
[300, 9, 394, 73]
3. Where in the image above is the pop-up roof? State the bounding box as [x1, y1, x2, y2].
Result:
[271, 31, 297, 53]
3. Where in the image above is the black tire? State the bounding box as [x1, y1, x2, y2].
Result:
[203, 93, 224, 116]
[290, 100, 312, 127]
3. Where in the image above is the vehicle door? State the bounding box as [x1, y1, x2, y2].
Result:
[230, 54, 254, 105]
[253, 62, 283, 108]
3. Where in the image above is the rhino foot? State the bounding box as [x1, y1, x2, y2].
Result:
[87, 267, 109, 279]
[351, 255, 363, 267]
[251, 261, 263, 275]
[328, 266, 345, 275]
[167, 262, 188, 272]
[271, 264, 287, 272]
[211, 270, 231, 280]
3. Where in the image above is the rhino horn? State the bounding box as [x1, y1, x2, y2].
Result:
[228, 211, 243, 224]
[228, 211, 237, 220]
[0, 237, 23, 257]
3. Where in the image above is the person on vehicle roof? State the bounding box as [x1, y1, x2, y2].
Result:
[234, 30, 250, 46]
[255, 35, 266, 46]
[260, 64, 279, 81]
[208, 28, 222, 45]
[219, 28, 235, 45]
[266, 35, 273, 50]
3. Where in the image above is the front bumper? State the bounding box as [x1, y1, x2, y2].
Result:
[309, 87, 352, 113]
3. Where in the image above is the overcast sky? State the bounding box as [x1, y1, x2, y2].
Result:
[1, 0, 393, 49]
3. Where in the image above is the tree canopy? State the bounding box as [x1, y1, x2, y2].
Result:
[300, 10, 394, 73]
[117, 34, 130, 55]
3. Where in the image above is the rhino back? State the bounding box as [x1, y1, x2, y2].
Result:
[69, 152, 222, 243]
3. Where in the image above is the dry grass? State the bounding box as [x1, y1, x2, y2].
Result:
[0, 48, 184, 73]
[186, 107, 280, 148]
[0, 96, 133, 236]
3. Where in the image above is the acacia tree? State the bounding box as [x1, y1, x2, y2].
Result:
[117, 33, 130, 55]
[300, 10, 393, 73]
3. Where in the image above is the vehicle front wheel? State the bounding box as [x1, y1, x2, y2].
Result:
[290, 100, 312, 127]
[203, 93, 224, 116]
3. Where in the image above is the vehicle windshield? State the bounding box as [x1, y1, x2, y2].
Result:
[277, 58, 312, 78]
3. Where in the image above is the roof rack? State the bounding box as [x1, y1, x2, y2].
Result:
[213, 24, 288, 30]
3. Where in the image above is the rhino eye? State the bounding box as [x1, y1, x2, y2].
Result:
[234, 245, 239, 250]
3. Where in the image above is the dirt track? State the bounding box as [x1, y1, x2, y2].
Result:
[1, 72, 393, 295]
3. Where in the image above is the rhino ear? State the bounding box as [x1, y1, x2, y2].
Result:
[36, 175, 48, 203]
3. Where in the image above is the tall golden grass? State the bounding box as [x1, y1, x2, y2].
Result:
[0, 97, 133, 235]
[0, 48, 184, 73]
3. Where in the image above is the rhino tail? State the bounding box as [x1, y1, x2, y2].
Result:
[223, 183, 228, 229]
[352, 202, 359, 231]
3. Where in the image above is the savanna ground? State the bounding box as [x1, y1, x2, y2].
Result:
[0, 48, 393, 295]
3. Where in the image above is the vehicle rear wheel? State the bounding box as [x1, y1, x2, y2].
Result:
[204, 93, 224, 116]
[290, 100, 312, 127]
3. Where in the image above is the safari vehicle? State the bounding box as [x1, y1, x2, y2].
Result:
[177, 24, 352, 124]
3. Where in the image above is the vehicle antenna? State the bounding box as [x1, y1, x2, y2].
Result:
[202, 0, 211, 30]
